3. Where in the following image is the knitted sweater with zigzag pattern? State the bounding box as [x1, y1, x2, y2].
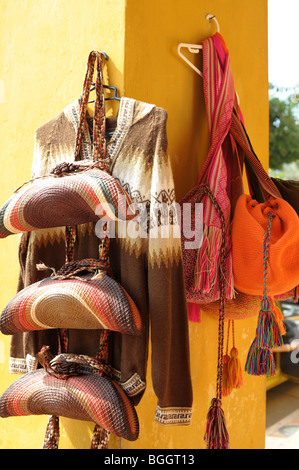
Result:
[10, 97, 193, 426]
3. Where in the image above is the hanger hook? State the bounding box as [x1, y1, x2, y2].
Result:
[206, 14, 220, 33]
[100, 51, 108, 60]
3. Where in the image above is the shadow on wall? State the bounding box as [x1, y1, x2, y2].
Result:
[59, 418, 121, 449]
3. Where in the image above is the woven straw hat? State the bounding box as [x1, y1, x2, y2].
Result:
[0, 265, 142, 336]
[0, 368, 139, 441]
[0, 162, 136, 239]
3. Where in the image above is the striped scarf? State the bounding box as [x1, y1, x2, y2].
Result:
[194, 33, 236, 303]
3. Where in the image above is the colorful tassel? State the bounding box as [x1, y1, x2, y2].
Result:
[204, 398, 230, 449]
[245, 338, 276, 377]
[272, 301, 286, 336]
[222, 320, 243, 393]
[245, 213, 282, 377]
[222, 320, 232, 396]
[222, 353, 233, 397]
[228, 320, 243, 390]
[228, 346, 243, 388]
[256, 298, 282, 349]
[245, 300, 282, 376]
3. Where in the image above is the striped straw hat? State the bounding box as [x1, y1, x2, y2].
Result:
[0, 161, 136, 239]
[0, 367, 139, 441]
[0, 258, 142, 336]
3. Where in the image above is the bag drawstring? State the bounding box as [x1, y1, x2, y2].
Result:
[245, 212, 283, 376]
[199, 185, 230, 450]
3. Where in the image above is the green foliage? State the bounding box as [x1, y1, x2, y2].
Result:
[269, 84, 299, 170]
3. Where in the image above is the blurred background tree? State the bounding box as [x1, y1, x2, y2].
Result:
[269, 83, 299, 179]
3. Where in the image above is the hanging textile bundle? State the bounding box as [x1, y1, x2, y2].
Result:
[189, 33, 296, 322]
[180, 33, 237, 318]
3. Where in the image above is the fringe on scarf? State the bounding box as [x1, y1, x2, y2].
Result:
[194, 225, 235, 302]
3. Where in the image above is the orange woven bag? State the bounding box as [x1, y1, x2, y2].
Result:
[231, 194, 299, 377]
[232, 194, 299, 297]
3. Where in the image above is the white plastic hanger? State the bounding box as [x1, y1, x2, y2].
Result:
[177, 14, 220, 78]
[177, 15, 240, 105]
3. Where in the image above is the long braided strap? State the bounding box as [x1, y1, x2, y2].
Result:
[74, 50, 107, 166]
[88, 237, 112, 449]
[42, 51, 109, 449]
[50, 160, 108, 176]
[41, 228, 72, 449]
[42, 235, 112, 449]
[90, 302, 112, 451]
[187, 185, 227, 405]
[261, 213, 273, 304]
[90, 325, 112, 449]
[256, 211, 282, 350]
[196, 185, 227, 403]
[90, 425, 110, 449]
[230, 110, 281, 201]
[38, 346, 112, 380]
[51, 257, 109, 280]
[193, 185, 230, 449]
[42, 416, 60, 450]
[215, 206, 227, 405]
[189, 185, 228, 405]
[39, 333, 112, 450]
[14, 160, 109, 194]
[42, 210, 76, 448]
[58, 52, 110, 362]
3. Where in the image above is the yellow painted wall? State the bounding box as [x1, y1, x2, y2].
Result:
[122, 0, 269, 450]
[0, 0, 126, 450]
[0, 0, 269, 449]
